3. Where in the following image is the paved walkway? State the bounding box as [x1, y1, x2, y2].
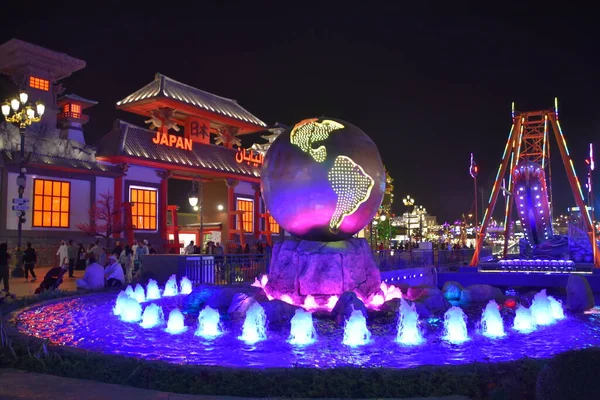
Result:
[6, 266, 79, 298]
[0, 369, 470, 400]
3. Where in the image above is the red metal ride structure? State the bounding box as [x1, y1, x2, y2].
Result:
[471, 99, 600, 267]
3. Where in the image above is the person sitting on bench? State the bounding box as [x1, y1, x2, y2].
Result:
[104, 254, 125, 288]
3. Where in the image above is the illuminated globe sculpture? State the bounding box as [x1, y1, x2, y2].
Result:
[261, 117, 386, 242]
[262, 117, 384, 301]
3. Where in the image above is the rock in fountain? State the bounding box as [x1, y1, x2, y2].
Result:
[443, 306, 469, 344]
[132, 284, 146, 303]
[125, 285, 134, 298]
[396, 299, 423, 345]
[481, 300, 506, 338]
[548, 296, 565, 320]
[163, 275, 179, 297]
[140, 304, 164, 328]
[288, 309, 317, 345]
[343, 309, 371, 346]
[180, 276, 193, 295]
[146, 279, 161, 300]
[531, 289, 557, 326]
[303, 295, 318, 310]
[113, 291, 130, 316]
[165, 309, 187, 334]
[239, 302, 267, 344]
[119, 297, 143, 323]
[513, 304, 536, 333]
[195, 305, 222, 339]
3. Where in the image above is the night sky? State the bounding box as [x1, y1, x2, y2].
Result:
[2, 6, 599, 222]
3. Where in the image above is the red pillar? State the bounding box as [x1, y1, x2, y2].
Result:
[253, 183, 261, 240]
[226, 179, 238, 242]
[123, 202, 134, 245]
[113, 175, 123, 239]
[158, 171, 170, 248]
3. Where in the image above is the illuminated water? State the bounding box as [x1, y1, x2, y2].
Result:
[125, 285, 135, 298]
[15, 293, 600, 369]
[163, 275, 179, 297]
[140, 303, 164, 329]
[133, 284, 146, 303]
[180, 277, 193, 295]
[196, 306, 222, 339]
[531, 289, 556, 326]
[239, 303, 267, 344]
[396, 299, 423, 345]
[113, 291, 130, 316]
[513, 304, 536, 333]
[343, 310, 371, 346]
[443, 306, 469, 344]
[481, 300, 506, 338]
[288, 309, 317, 345]
[548, 296, 566, 320]
[303, 295, 318, 310]
[119, 297, 142, 323]
[165, 309, 187, 334]
[146, 279, 161, 300]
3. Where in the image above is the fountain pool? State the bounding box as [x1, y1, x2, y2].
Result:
[13, 291, 600, 369]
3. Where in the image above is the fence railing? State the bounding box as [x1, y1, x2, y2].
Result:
[179, 253, 271, 285]
[375, 247, 493, 271]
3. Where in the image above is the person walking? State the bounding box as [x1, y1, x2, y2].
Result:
[22, 242, 37, 282]
[56, 240, 68, 267]
[0, 243, 11, 295]
[67, 240, 78, 278]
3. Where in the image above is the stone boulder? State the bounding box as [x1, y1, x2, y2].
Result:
[442, 281, 463, 301]
[331, 291, 367, 326]
[405, 286, 450, 316]
[259, 300, 301, 326]
[566, 275, 595, 312]
[265, 238, 381, 299]
[182, 284, 220, 315]
[459, 284, 504, 304]
[227, 293, 257, 320]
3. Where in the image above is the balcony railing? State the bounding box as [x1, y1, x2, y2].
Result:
[57, 111, 89, 122]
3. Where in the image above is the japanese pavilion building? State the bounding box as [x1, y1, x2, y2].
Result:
[0, 39, 283, 264]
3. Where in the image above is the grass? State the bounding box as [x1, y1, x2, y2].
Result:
[0, 291, 592, 399]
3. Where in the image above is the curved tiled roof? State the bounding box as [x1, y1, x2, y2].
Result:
[116, 73, 267, 128]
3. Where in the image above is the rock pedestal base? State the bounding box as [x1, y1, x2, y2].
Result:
[265, 238, 381, 300]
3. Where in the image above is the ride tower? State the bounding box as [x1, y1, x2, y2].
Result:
[471, 99, 599, 267]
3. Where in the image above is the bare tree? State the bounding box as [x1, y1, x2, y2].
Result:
[77, 191, 127, 248]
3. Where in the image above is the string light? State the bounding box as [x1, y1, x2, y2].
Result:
[328, 155, 374, 231]
[290, 119, 344, 162]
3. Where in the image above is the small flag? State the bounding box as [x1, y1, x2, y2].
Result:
[470, 153, 478, 178]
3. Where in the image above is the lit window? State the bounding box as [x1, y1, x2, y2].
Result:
[268, 214, 280, 234]
[32, 179, 70, 228]
[71, 104, 81, 114]
[29, 76, 50, 91]
[236, 198, 254, 233]
[130, 187, 157, 230]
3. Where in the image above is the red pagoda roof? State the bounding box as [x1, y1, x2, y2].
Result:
[96, 120, 262, 181]
[116, 73, 267, 131]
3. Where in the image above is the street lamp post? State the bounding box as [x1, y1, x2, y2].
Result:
[402, 195, 415, 250]
[188, 180, 204, 250]
[2, 92, 45, 277]
[379, 214, 387, 248]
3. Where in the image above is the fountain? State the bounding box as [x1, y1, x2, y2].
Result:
[367, 293, 385, 308]
[119, 297, 143, 323]
[165, 309, 187, 334]
[396, 299, 423, 345]
[140, 304, 165, 328]
[125, 285, 134, 298]
[195, 306, 222, 339]
[163, 275, 179, 297]
[239, 303, 267, 344]
[280, 294, 294, 305]
[146, 279, 161, 300]
[443, 306, 469, 344]
[530, 289, 556, 326]
[288, 309, 317, 345]
[480, 300, 506, 338]
[548, 296, 566, 320]
[180, 277, 193, 295]
[381, 282, 402, 301]
[513, 304, 536, 333]
[303, 295, 318, 310]
[132, 284, 146, 303]
[113, 291, 130, 316]
[325, 295, 339, 311]
[343, 310, 371, 346]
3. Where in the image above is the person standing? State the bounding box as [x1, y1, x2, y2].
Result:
[22, 242, 37, 282]
[67, 240, 78, 278]
[0, 243, 11, 294]
[56, 240, 68, 267]
[119, 245, 134, 284]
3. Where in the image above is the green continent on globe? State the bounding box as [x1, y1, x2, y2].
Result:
[328, 155, 375, 232]
[290, 118, 345, 162]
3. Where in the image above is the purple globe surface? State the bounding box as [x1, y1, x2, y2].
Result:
[261, 117, 385, 241]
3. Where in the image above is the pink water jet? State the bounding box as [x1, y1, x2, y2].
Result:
[280, 294, 294, 305]
[326, 295, 339, 311]
[303, 295, 319, 310]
